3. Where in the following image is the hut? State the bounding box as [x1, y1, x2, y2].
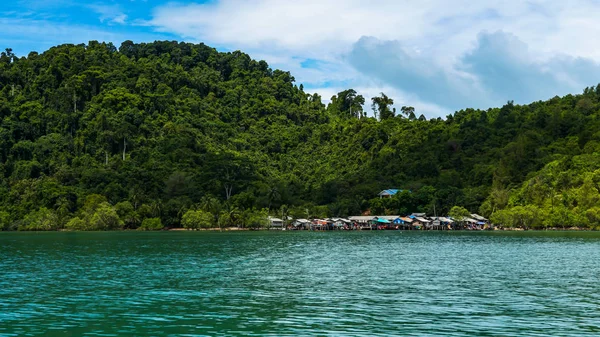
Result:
[429, 217, 453, 230]
[372, 217, 391, 230]
[373, 215, 401, 229]
[349, 216, 375, 224]
[393, 217, 414, 230]
[471, 214, 489, 226]
[312, 219, 332, 230]
[349, 216, 376, 230]
[268, 217, 284, 228]
[333, 218, 351, 229]
[409, 215, 430, 229]
[293, 219, 311, 230]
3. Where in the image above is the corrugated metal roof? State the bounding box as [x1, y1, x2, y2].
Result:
[375, 215, 401, 220]
[471, 214, 488, 221]
[349, 216, 375, 221]
[378, 189, 400, 196]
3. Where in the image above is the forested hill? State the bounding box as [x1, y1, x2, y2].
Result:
[1, 40, 600, 231]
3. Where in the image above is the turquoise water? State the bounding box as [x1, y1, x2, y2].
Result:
[1, 231, 599, 336]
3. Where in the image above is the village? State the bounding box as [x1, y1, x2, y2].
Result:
[267, 189, 491, 231]
[268, 213, 490, 231]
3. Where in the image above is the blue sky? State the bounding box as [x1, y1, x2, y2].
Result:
[3, 0, 600, 117]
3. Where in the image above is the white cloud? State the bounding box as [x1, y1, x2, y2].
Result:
[147, 1, 600, 115]
[89, 4, 128, 24]
[350, 32, 600, 112]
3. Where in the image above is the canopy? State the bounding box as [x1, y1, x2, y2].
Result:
[376, 218, 391, 223]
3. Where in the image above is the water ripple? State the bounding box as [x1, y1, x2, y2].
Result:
[0, 231, 599, 336]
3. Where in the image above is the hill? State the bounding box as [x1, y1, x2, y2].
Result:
[1, 41, 600, 230]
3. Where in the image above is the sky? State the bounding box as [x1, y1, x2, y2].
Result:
[3, 0, 600, 117]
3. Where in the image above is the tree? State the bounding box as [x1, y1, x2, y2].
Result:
[245, 208, 269, 229]
[115, 201, 140, 229]
[0, 211, 11, 231]
[371, 93, 394, 120]
[400, 106, 415, 118]
[65, 217, 87, 231]
[448, 206, 471, 223]
[20, 208, 60, 231]
[585, 207, 600, 229]
[182, 209, 213, 229]
[139, 218, 163, 231]
[199, 196, 228, 229]
[329, 89, 365, 119]
[3, 39, 600, 232]
[89, 202, 124, 230]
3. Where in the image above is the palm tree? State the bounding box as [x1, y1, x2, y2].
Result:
[280, 204, 289, 229]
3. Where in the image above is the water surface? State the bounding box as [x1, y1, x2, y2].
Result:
[1, 231, 599, 336]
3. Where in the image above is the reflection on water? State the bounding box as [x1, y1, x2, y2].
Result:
[1, 231, 599, 336]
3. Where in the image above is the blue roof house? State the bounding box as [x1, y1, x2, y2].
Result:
[378, 189, 400, 198]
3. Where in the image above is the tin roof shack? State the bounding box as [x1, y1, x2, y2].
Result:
[349, 216, 375, 224]
[393, 217, 414, 229]
[374, 216, 401, 229]
[429, 217, 454, 230]
[293, 219, 311, 230]
[374, 215, 401, 221]
[409, 214, 430, 229]
[331, 218, 351, 229]
[312, 219, 333, 230]
[268, 217, 284, 229]
[464, 217, 485, 230]
[470, 214, 489, 227]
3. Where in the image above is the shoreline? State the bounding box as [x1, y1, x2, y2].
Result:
[3, 227, 597, 232]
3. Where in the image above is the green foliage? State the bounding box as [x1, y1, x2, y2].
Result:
[65, 217, 87, 231]
[138, 217, 163, 231]
[448, 206, 471, 222]
[244, 208, 269, 229]
[115, 201, 139, 229]
[182, 209, 213, 229]
[88, 202, 124, 230]
[19, 207, 60, 231]
[2, 40, 600, 230]
[490, 205, 543, 229]
[372, 93, 395, 120]
[0, 211, 10, 230]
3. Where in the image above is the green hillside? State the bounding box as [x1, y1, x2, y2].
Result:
[1, 41, 600, 230]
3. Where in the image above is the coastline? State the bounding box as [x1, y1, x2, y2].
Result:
[3, 226, 596, 232]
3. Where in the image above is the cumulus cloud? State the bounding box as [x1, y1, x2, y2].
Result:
[6, 0, 598, 116]
[144, 0, 600, 116]
[347, 36, 487, 111]
[460, 31, 600, 104]
[349, 31, 600, 112]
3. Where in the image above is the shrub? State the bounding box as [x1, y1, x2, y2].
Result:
[65, 217, 88, 231]
[182, 210, 213, 230]
[139, 217, 164, 231]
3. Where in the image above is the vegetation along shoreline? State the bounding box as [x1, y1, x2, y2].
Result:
[2, 41, 600, 231]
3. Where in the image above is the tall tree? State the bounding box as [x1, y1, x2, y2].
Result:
[372, 93, 395, 120]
